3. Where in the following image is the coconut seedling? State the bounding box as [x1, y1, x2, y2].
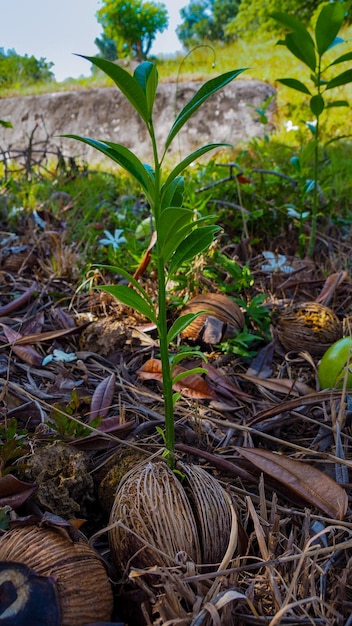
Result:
[65, 59, 245, 578]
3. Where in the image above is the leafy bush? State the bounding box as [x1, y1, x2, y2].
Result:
[0, 48, 54, 88]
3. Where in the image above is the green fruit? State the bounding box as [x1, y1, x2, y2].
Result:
[318, 336, 352, 389]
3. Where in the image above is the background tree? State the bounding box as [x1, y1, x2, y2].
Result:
[176, 0, 240, 48]
[94, 34, 118, 62]
[226, 0, 322, 38]
[96, 0, 168, 61]
[0, 49, 54, 88]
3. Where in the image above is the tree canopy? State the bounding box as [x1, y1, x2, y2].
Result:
[176, 0, 240, 48]
[225, 0, 323, 38]
[96, 0, 168, 60]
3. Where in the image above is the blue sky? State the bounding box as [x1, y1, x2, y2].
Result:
[1, 0, 186, 82]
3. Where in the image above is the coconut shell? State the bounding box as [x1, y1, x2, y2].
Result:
[0, 525, 113, 626]
[109, 460, 201, 571]
[109, 459, 237, 573]
[275, 302, 342, 356]
[180, 293, 245, 344]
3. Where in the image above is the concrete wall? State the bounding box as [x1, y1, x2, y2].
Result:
[0, 80, 276, 166]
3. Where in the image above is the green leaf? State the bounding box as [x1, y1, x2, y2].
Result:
[97, 284, 157, 323]
[157, 207, 195, 263]
[161, 176, 185, 210]
[77, 55, 149, 125]
[62, 136, 154, 196]
[168, 225, 221, 277]
[164, 69, 247, 151]
[162, 143, 230, 185]
[133, 62, 158, 119]
[283, 32, 316, 72]
[325, 100, 349, 109]
[167, 312, 206, 344]
[315, 2, 346, 56]
[172, 367, 208, 385]
[271, 11, 312, 37]
[0, 120, 12, 128]
[94, 264, 155, 309]
[171, 350, 207, 367]
[326, 69, 352, 90]
[329, 51, 352, 67]
[310, 94, 325, 116]
[272, 12, 316, 71]
[277, 78, 311, 95]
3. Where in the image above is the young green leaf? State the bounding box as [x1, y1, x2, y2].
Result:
[133, 62, 158, 119]
[164, 69, 247, 151]
[157, 207, 195, 263]
[160, 176, 184, 210]
[97, 284, 157, 323]
[95, 264, 155, 309]
[62, 136, 154, 196]
[277, 78, 311, 95]
[167, 312, 206, 344]
[172, 367, 208, 385]
[315, 2, 346, 56]
[77, 55, 149, 125]
[168, 225, 221, 277]
[162, 143, 230, 184]
[325, 100, 349, 109]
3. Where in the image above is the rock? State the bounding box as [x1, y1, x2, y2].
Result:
[0, 80, 275, 166]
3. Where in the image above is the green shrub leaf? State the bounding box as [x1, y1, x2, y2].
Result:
[283, 32, 316, 72]
[310, 94, 325, 116]
[277, 78, 311, 95]
[161, 176, 184, 210]
[315, 2, 346, 56]
[326, 69, 352, 90]
[329, 51, 352, 67]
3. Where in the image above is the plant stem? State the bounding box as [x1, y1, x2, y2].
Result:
[157, 251, 175, 469]
[307, 120, 320, 258]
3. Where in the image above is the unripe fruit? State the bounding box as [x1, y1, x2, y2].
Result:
[318, 336, 352, 389]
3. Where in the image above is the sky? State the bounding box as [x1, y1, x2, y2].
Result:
[0, 0, 187, 82]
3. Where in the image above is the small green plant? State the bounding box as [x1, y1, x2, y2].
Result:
[272, 2, 352, 256]
[65, 58, 246, 469]
[0, 418, 28, 476]
[50, 389, 102, 439]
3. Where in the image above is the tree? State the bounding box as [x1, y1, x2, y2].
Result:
[94, 34, 118, 62]
[226, 0, 323, 38]
[96, 0, 168, 61]
[176, 0, 240, 48]
[0, 49, 54, 87]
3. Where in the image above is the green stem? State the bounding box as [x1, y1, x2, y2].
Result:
[157, 252, 175, 469]
[307, 119, 320, 258]
[150, 124, 175, 469]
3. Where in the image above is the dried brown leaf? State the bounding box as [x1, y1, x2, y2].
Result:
[1, 324, 43, 366]
[89, 373, 116, 421]
[0, 475, 38, 509]
[137, 358, 217, 400]
[236, 447, 348, 520]
[239, 373, 314, 396]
